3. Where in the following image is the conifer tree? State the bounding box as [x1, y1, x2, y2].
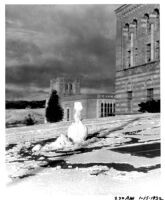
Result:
[45, 90, 63, 122]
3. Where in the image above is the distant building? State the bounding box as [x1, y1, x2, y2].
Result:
[115, 4, 160, 114]
[50, 77, 115, 121]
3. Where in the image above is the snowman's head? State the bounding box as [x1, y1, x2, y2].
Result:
[74, 102, 83, 112]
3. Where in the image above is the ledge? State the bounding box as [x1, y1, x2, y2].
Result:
[116, 60, 160, 73]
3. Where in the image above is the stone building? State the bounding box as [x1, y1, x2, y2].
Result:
[115, 4, 160, 114]
[50, 77, 115, 121]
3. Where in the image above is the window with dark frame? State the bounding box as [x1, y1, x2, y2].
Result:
[127, 91, 133, 112]
[67, 108, 70, 121]
[147, 88, 154, 101]
[155, 40, 160, 60]
[146, 43, 151, 62]
[104, 103, 107, 117]
[127, 50, 131, 68]
[101, 103, 103, 117]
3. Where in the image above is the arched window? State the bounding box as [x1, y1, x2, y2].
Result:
[123, 23, 130, 69]
[154, 8, 159, 31]
[133, 19, 138, 36]
[144, 13, 150, 33]
[123, 23, 129, 38]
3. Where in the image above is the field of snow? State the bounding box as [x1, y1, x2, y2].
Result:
[6, 113, 162, 196]
[6, 108, 45, 128]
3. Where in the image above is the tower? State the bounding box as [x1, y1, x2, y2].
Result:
[50, 77, 81, 96]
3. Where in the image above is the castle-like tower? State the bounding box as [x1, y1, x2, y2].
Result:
[50, 77, 80, 96]
[48, 77, 115, 121]
[115, 4, 160, 114]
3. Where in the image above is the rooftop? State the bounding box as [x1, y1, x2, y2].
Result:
[61, 93, 115, 101]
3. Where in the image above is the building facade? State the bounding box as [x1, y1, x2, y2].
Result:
[115, 4, 160, 114]
[50, 77, 115, 121]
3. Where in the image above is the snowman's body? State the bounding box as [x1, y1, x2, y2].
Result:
[42, 102, 88, 151]
[67, 102, 87, 144]
[67, 120, 87, 144]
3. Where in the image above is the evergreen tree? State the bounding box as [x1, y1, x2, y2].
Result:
[138, 99, 160, 113]
[45, 90, 64, 122]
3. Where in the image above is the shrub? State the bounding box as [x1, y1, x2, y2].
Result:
[45, 90, 64, 123]
[24, 114, 36, 126]
[138, 99, 160, 113]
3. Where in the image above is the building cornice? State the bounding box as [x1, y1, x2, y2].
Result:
[115, 4, 143, 18]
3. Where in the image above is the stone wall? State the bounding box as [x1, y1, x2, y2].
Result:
[115, 4, 160, 114]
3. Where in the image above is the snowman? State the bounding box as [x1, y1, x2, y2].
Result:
[67, 102, 88, 144]
[41, 102, 88, 151]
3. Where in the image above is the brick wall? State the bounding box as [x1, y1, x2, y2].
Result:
[115, 4, 160, 114]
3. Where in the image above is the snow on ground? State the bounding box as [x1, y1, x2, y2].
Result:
[5, 113, 162, 196]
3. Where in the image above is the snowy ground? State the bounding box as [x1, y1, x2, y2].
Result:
[5, 113, 163, 197]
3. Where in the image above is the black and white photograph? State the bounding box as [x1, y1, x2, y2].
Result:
[3, 1, 164, 199]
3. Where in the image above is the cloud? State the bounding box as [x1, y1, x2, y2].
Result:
[6, 84, 50, 100]
[5, 4, 118, 100]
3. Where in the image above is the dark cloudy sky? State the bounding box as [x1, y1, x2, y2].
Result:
[6, 4, 119, 100]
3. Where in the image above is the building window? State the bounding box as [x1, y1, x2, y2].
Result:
[133, 19, 138, 38]
[67, 108, 70, 121]
[147, 88, 154, 101]
[150, 23, 155, 61]
[123, 23, 129, 38]
[144, 13, 150, 33]
[134, 47, 138, 66]
[130, 32, 134, 67]
[70, 83, 72, 90]
[69, 83, 73, 94]
[104, 103, 107, 117]
[147, 23, 151, 33]
[146, 43, 151, 62]
[110, 103, 112, 115]
[101, 103, 103, 117]
[155, 40, 160, 60]
[113, 103, 115, 115]
[127, 91, 133, 112]
[154, 8, 159, 31]
[107, 103, 109, 117]
[127, 50, 131, 67]
[100, 102, 115, 117]
[65, 84, 68, 91]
